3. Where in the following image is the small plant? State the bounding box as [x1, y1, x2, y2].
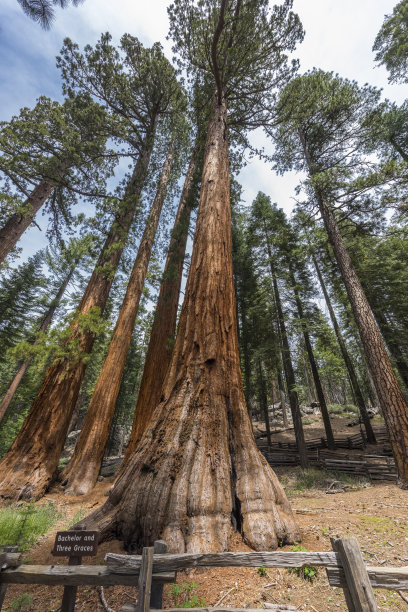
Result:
[67, 507, 86, 528]
[7, 592, 33, 611]
[0, 502, 61, 551]
[257, 566, 269, 577]
[287, 543, 318, 582]
[302, 418, 313, 425]
[168, 582, 206, 608]
[321, 527, 329, 537]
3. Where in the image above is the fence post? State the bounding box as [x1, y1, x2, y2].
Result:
[331, 537, 378, 612]
[60, 523, 84, 612]
[136, 547, 154, 612]
[150, 540, 167, 609]
[0, 546, 18, 611]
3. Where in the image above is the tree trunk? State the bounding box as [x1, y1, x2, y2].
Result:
[62, 143, 175, 496]
[82, 96, 299, 553]
[0, 162, 69, 264]
[315, 198, 408, 486]
[0, 263, 76, 424]
[122, 145, 200, 463]
[289, 264, 335, 449]
[0, 126, 156, 502]
[277, 369, 288, 428]
[258, 358, 272, 447]
[312, 252, 377, 444]
[270, 270, 308, 467]
[372, 307, 408, 391]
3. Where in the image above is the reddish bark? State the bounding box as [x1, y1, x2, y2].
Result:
[62, 144, 175, 496]
[0, 130, 155, 502]
[122, 146, 199, 462]
[82, 97, 299, 552]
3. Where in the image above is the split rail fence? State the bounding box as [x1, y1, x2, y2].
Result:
[1, 537, 408, 612]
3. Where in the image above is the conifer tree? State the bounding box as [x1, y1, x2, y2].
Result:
[0, 94, 113, 264]
[0, 36, 185, 502]
[82, 0, 303, 551]
[271, 71, 408, 485]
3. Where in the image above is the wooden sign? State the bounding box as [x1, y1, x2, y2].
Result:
[52, 530, 99, 557]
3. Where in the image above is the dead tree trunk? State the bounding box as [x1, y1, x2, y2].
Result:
[122, 146, 200, 463]
[0, 126, 156, 502]
[312, 252, 376, 444]
[62, 144, 175, 496]
[288, 263, 335, 449]
[82, 96, 299, 553]
[0, 263, 76, 424]
[0, 162, 69, 264]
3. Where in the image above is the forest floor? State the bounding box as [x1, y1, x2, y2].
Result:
[1, 416, 407, 612]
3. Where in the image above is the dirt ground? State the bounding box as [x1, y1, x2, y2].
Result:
[1, 416, 407, 612]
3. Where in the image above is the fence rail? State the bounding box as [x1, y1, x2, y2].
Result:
[1, 538, 408, 612]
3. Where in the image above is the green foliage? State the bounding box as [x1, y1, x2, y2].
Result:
[373, 0, 408, 83]
[287, 543, 318, 582]
[67, 508, 87, 527]
[0, 503, 61, 551]
[168, 582, 206, 608]
[257, 566, 269, 577]
[5, 592, 33, 611]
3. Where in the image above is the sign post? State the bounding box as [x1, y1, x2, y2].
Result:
[52, 524, 99, 612]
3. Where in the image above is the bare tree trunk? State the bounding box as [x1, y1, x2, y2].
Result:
[0, 264, 76, 424]
[62, 144, 175, 496]
[315, 197, 408, 486]
[312, 252, 376, 444]
[122, 146, 199, 463]
[0, 162, 69, 264]
[82, 96, 299, 552]
[289, 264, 335, 449]
[0, 127, 156, 502]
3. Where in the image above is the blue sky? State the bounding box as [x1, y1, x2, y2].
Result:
[0, 0, 406, 262]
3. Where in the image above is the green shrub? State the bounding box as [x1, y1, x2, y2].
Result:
[287, 543, 318, 582]
[168, 582, 206, 608]
[327, 403, 346, 415]
[257, 566, 269, 577]
[0, 502, 61, 551]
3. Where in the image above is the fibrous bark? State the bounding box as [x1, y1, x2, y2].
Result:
[123, 145, 199, 462]
[0, 127, 156, 502]
[62, 143, 175, 496]
[82, 97, 299, 553]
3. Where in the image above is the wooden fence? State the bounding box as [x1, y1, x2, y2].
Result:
[1, 537, 408, 611]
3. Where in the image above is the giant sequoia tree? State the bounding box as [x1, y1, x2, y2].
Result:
[0, 36, 185, 502]
[271, 70, 408, 487]
[82, 0, 303, 552]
